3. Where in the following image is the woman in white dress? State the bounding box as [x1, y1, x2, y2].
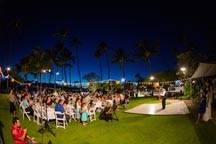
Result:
[203, 85, 213, 121]
[75, 97, 81, 121]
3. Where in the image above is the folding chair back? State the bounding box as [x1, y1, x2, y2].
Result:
[55, 111, 67, 129]
[21, 104, 31, 121]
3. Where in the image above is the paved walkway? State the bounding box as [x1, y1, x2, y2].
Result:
[125, 100, 190, 115]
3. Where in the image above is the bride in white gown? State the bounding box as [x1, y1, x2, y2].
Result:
[203, 86, 213, 121]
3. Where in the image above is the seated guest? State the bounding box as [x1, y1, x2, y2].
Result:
[81, 103, 88, 126]
[21, 95, 33, 116]
[123, 94, 130, 108]
[99, 102, 113, 121]
[75, 98, 81, 121]
[55, 99, 71, 121]
[11, 117, 37, 144]
[46, 96, 52, 107]
[55, 99, 65, 113]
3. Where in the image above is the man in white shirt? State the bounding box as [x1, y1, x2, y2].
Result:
[160, 87, 167, 109]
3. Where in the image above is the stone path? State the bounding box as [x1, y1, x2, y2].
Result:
[125, 100, 190, 115]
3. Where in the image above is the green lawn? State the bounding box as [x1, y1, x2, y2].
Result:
[0, 94, 215, 144]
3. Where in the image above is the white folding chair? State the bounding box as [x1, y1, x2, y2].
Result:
[88, 108, 96, 122]
[66, 107, 76, 122]
[33, 108, 41, 125]
[41, 109, 49, 121]
[55, 111, 68, 129]
[46, 109, 56, 121]
[20, 104, 31, 121]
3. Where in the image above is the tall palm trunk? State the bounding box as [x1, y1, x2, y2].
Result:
[76, 47, 82, 88]
[37, 72, 39, 91]
[63, 65, 67, 83]
[105, 52, 110, 80]
[148, 60, 152, 74]
[123, 63, 125, 79]
[61, 66, 64, 81]
[120, 63, 125, 79]
[99, 59, 103, 81]
[69, 65, 72, 86]
[49, 71, 52, 84]
[40, 72, 42, 92]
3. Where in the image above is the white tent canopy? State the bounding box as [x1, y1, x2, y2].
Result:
[191, 63, 216, 79]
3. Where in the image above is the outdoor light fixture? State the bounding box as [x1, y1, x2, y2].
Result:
[180, 67, 186, 72]
[150, 76, 155, 81]
[42, 69, 46, 73]
[6, 67, 11, 71]
[121, 78, 126, 83]
[48, 69, 51, 73]
[56, 72, 60, 75]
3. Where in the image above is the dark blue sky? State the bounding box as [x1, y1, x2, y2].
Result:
[0, 1, 215, 82]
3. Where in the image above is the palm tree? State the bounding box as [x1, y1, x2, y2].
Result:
[17, 47, 52, 90]
[94, 48, 103, 81]
[16, 55, 32, 81]
[82, 72, 100, 82]
[173, 33, 199, 77]
[97, 42, 111, 80]
[46, 48, 56, 83]
[71, 37, 82, 87]
[54, 42, 75, 84]
[68, 64, 73, 86]
[112, 48, 132, 79]
[135, 39, 160, 74]
[30, 47, 52, 86]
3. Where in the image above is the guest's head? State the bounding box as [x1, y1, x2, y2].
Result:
[12, 117, 21, 127]
[59, 99, 64, 105]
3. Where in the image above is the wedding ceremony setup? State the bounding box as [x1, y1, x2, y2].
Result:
[1, 1, 216, 144]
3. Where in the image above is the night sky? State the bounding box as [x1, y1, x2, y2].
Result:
[0, 1, 215, 82]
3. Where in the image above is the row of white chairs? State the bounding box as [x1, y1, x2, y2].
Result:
[19, 102, 97, 129]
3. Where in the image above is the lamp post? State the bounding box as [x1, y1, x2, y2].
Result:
[121, 78, 126, 94]
[150, 76, 155, 96]
[47, 69, 51, 83]
[6, 66, 11, 91]
[55, 72, 59, 90]
[40, 69, 46, 93]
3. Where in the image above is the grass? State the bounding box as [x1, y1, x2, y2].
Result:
[0, 94, 215, 144]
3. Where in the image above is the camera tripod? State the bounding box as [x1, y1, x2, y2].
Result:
[37, 93, 55, 144]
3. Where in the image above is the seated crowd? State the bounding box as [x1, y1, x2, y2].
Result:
[9, 88, 130, 126]
[8, 88, 130, 143]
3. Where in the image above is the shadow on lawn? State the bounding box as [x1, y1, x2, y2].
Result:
[187, 100, 216, 144]
[195, 121, 216, 144]
[0, 120, 5, 144]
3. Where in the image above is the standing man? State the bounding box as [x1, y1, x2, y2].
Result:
[160, 87, 167, 110]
